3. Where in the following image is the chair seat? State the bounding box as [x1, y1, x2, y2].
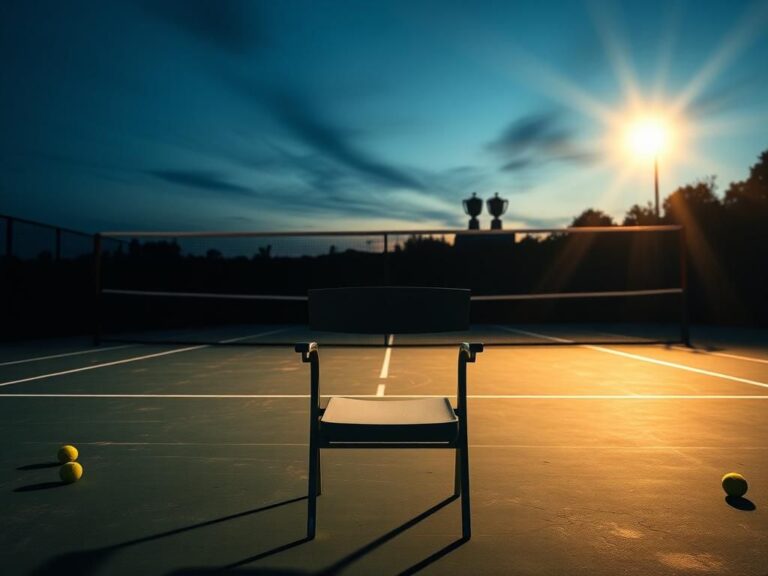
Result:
[319, 397, 459, 443]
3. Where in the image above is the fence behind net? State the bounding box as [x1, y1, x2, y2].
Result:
[1, 214, 107, 340]
[95, 225, 688, 346]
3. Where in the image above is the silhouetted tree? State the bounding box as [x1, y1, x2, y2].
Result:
[128, 239, 181, 259]
[721, 151, 768, 323]
[724, 151, 768, 222]
[662, 176, 721, 224]
[570, 208, 615, 227]
[623, 202, 657, 226]
[402, 235, 452, 253]
[661, 176, 741, 322]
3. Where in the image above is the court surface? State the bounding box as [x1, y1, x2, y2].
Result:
[1, 324, 767, 576]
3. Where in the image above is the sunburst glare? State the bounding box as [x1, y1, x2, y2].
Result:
[625, 116, 669, 159]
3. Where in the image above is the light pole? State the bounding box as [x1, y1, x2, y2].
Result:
[626, 117, 668, 222]
[654, 155, 660, 220]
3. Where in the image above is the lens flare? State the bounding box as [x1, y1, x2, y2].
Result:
[625, 117, 668, 158]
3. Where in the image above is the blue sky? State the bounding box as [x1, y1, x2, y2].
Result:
[2, 0, 767, 233]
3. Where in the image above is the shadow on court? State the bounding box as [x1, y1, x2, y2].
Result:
[17, 462, 60, 470]
[29, 496, 307, 576]
[14, 481, 67, 492]
[176, 495, 466, 575]
[29, 495, 467, 576]
[725, 495, 757, 511]
[14, 461, 67, 491]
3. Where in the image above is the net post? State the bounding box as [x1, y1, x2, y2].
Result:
[678, 226, 690, 346]
[5, 216, 13, 259]
[383, 232, 390, 285]
[93, 233, 103, 345]
[55, 227, 62, 261]
[4, 217, 13, 338]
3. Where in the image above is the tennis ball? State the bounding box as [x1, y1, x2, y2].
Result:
[722, 472, 748, 497]
[57, 445, 79, 463]
[60, 462, 83, 484]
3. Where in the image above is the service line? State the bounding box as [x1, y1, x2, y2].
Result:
[20, 440, 768, 450]
[3, 393, 768, 399]
[377, 334, 395, 395]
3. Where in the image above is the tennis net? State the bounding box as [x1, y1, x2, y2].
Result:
[95, 225, 689, 346]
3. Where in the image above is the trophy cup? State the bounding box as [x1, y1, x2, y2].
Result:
[487, 192, 508, 230]
[463, 192, 483, 230]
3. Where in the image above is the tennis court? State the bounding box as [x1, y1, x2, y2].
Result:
[2, 323, 767, 575]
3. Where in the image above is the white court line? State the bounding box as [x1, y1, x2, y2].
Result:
[21, 440, 768, 449]
[0, 346, 208, 388]
[2, 393, 768, 399]
[219, 328, 291, 343]
[0, 328, 292, 389]
[0, 344, 135, 367]
[500, 327, 768, 390]
[586, 346, 768, 389]
[378, 334, 394, 380]
[376, 384, 386, 397]
[572, 326, 768, 366]
[500, 327, 572, 344]
[670, 345, 768, 365]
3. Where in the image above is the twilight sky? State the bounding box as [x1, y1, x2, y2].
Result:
[2, 0, 767, 233]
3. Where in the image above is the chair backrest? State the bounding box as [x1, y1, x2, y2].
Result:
[308, 287, 470, 334]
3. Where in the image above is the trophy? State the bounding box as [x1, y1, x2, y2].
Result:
[487, 192, 508, 230]
[462, 193, 483, 230]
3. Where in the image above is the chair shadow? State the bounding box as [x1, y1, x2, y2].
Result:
[167, 568, 310, 575]
[177, 494, 467, 575]
[725, 495, 756, 511]
[222, 537, 314, 570]
[17, 462, 60, 471]
[14, 481, 66, 492]
[316, 494, 462, 576]
[29, 496, 308, 576]
[396, 536, 468, 576]
[32, 494, 467, 575]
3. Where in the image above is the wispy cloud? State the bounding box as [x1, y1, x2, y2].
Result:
[487, 110, 595, 172]
[266, 91, 426, 191]
[136, 0, 263, 54]
[149, 170, 255, 196]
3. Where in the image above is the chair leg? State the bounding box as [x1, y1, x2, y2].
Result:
[308, 440, 318, 539]
[459, 437, 471, 539]
[316, 445, 322, 496]
[454, 447, 461, 496]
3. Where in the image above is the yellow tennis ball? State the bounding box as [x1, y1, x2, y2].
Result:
[722, 472, 748, 497]
[57, 445, 79, 463]
[60, 462, 83, 484]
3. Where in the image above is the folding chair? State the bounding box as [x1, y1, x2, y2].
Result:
[294, 287, 483, 540]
